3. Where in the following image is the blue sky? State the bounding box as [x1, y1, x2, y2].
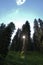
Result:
[0, 0, 43, 37]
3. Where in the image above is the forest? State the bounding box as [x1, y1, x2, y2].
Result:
[0, 18, 43, 65]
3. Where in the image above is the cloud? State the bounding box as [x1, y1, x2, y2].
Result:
[16, 0, 26, 5]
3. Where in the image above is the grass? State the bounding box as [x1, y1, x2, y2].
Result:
[3, 51, 43, 65]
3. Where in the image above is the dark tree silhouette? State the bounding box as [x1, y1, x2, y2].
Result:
[33, 19, 40, 51]
[11, 28, 22, 51]
[21, 21, 31, 53]
[0, 22, 15, 57]
[38, 18, 43, 51]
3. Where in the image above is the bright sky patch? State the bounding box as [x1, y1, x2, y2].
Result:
[16, 0, 26, 5]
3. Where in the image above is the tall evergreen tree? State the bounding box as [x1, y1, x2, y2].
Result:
[21, 21, 31, 52]
[11, 28, 22, 51]
[0, 23, 6, 55]
[38, 19, 43, 51]
[33, 19, 40, 50]
[0, 22, 15, 57]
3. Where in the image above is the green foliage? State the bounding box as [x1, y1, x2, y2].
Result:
[3, 51, 43, 65]
[0, 19, 43, 65]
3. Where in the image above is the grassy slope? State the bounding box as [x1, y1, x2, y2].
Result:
[5, 51, 43, 65]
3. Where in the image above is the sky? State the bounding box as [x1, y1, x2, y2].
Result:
[0, 0, 43, 37]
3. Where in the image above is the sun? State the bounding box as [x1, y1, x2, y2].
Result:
[16, 0, 26, 5]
